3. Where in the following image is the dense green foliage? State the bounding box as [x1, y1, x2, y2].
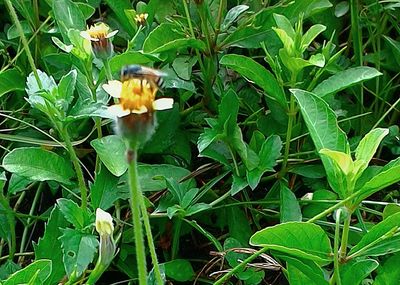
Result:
[0, 0, 400, 284]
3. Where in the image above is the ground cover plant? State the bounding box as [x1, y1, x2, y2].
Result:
[0, 0, 400, 284]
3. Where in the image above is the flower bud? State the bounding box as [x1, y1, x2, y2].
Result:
[95, 208, 114, 236]
[80, 23, 118, 60]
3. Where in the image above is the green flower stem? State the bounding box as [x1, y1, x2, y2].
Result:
[103, 58, 113, 82]
[130, 149, 163, 285]
[4, 0, 42, 89]
[86, 261, 107, 285]
[0, 193, 16, 260]
[339, 212, 352, 262]
[127, 148, 148, 285]
[60, 127, 88, 210]
[214, 247, 269, 285]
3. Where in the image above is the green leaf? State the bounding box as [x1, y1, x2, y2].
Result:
[291, 89, 349, 197]
[91, 165, 128, 210]
[0, 69, 25, 98]
[34, 206, 68, 285]
[312, 67, 382, 97]
[354, 157, 400, 204]
[220, 26, 270, 49]
[340, 258, 378, 285]
[8, 174, 32, 195]
[0, 260, 20, 280]
[373, 252, 400, 285]
[273, 14, 295, 39]
[3, 260, 52, 285]
[91, 135, 127, 177]
[103, 0, 135, 36]
[2, 147, 75, 185]
[282, 255, 328, 285]
[163, 259, 195, 282]
[354, 128, 389, 174]
[383, 36, 400, 66]
[220, 54, 287, 110]
[280, 183, 302, 222]
[57, 198, 92, 230]
[60, 229, 98, 278]
[143, 23, 205, 53]
[228, 207, 252, 246]
[250, 222, 332, 265]
[52, 0, 85, 42]
[221, 5, 249, 31]
[301, 24, 326, 51]
[57, 69, 77, 106]
[383, 204, 400, 220]
[349, 212, 400, 257]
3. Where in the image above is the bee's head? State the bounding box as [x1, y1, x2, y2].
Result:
[121, 65, 142, 81]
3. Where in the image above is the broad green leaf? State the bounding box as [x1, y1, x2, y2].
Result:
[91, 166, 128, 210]
[231, 175, 248, 196]
[221, 5, 249, 31]
[103, 0, 135, 36]
[163, 259, 195, 282]
[228, 207, 252, 246]
[355, 128, 389, 174]
[220, 54, 287, 110]
[335, 1, 349, 17]
[349, 212, 400, 257]
[373, 253, 400, 285]
[34, 206, 68, 285]
[281, 255, 328, 285]
[291, 89, 349, 197]
[280, 183, 302, 222]
[60, 229, 98, 278]
[312, 67, 382, 97]
[143, 23, 205, 53]
[273, 14, 295, 39]
[340, 258, 378, 285]
[301, 24, 326, 51]
[0, 260, 20, 280]
[0, 69, 25, 98]
[91, 135, 127, 177]
[57, 198, 92, 230]
[2, 148, 75, 185]
[273, 28, 294, 54]
[250, 222, 332, 265]
[319, 149, 353, 175]
[8, 174, 32, 195]
[383, 204, 400, 220]
[383, 36, 400, 66]
[7, 20, 33, 40]
[220, 26, 270, 49]
[57, 69, 77, 106]
[354, 157, 400, 204]
[3, 260, 52, 285]
[52, 0, 85, 42]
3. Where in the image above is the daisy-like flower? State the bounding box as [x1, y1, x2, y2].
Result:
[80, 22, 118, 60]
[103, 76, 173, 149]
[134, 13, 148, 26]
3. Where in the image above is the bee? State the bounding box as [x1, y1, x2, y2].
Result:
[120, 65, 167, 89]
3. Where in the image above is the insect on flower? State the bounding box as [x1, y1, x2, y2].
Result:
[120, 64, 167, 90]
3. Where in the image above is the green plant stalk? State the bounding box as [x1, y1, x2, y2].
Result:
[0, 194, 16, 260]
[60, 127, 88, 210]
[183, 219, 223, 252]
[19, 183, 43, 255]
[281, 93, 296, 174]
[86, 263, 106, 285]
[171, 217, 182, 260]
[103, 58, 113, 82]
[339, 212, 352, 262]
[331, 210, 342, 285]
[127, 148, 147, 285]
[4, 0, 42, 89]
[133, 153, 164, 285]
[214, 247, 269, 285]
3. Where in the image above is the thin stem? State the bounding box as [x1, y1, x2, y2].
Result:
[60, 126, 88, 210]
[331, 210, 342, 285]
[103, 58, 113, 82]
[214, 247, 269, 285]
[4, 0, 42, 89]
[281, 92, 296, 174]
[127, 148, 147, 285]
[171, 218, 182, 260]
[339, 212, 352, 261]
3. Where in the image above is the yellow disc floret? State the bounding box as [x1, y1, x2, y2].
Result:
[119, 78, 157, 113]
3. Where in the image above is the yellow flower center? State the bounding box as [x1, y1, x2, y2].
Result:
[120, 78, 157, 113]
[87, 23, 110, 39]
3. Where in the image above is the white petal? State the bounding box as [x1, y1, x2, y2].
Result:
[102, 80, 122, 98]
[153, 98, 174, 111]
[80, 31, 91, 40]
[131, 106, 148, 114]
[106, 30, 119, 38]
[108, 105, 130, 117]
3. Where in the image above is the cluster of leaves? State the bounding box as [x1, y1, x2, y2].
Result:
[0, 0, 400, 284]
